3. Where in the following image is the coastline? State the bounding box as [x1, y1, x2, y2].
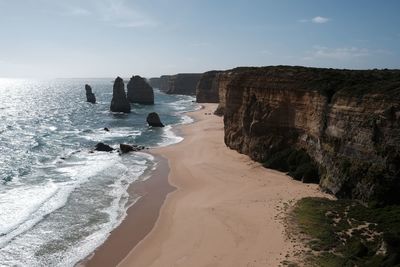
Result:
[114, 103, 329, 266]
[80, 155, 174, 267]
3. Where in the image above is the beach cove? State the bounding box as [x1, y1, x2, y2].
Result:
[85, 103, 329, 267]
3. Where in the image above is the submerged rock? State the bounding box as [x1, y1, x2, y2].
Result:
[95, 143, 114, 152]
[110, 77, 131, 113]
[85, 84, 96, 104]
[127, 75, 154, 105]
[146, 112, 165, 127]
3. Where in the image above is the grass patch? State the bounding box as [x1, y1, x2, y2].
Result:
[290, 197, 400, 266]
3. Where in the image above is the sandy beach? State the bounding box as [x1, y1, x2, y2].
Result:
[95, 103, 325, 267]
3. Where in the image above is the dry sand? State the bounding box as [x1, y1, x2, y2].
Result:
[116, 103, 328, 267]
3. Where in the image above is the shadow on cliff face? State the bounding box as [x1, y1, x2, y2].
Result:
[263, 148, 320, 184]
[221, 66, 400, 205]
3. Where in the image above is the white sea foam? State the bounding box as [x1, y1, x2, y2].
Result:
[0, 80, 199, 267]
[0, 151, 151, 266]
[0, 182, 59, 238]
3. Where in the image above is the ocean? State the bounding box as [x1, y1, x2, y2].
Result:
[0, 78, 198, 266]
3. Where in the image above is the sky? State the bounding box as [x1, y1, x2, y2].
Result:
[0, 0, 399, 78]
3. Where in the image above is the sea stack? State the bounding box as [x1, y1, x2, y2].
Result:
[85, 84, 96, 104]
[146, 112, 164, 127]
[126, 75, 154, 105]
[110, 77, 131, 113]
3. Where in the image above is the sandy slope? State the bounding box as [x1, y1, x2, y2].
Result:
[118, 103, 328, 267]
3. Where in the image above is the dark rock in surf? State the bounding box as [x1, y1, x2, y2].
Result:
[104, 127, 110, 132]
[110, 77, 131, 113]
[126, 76, 154, 105]
[95, 143, 114, 152]
[146, 112, 165, 127]
[120, 144, 135, 153]
[85, 84, 96, 104]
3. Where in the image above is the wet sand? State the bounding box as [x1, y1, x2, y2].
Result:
[81, 156, 174, 267]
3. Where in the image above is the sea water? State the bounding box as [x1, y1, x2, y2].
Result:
[0, 78, 198, 266]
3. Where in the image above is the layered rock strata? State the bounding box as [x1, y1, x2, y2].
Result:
[149, 74, 202, 95]
[222, 66, 400, 204]
[166, 73, 202, 95]
[195, 71, 222, 103]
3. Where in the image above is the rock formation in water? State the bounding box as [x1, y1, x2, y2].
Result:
[126, 76, 154, 105]
[120, 144, 135, 153]
[220, 66, 400, 204]
[95, 143, 114, 152]
[119, 144, 145, 153]
[146, 112, 165, 127]
[196, 71, 222, 103]
[110, 77, 131, 113]
[85, 84, 96, 104]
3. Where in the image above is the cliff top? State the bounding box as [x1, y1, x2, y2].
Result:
[227, 65, 400, 98]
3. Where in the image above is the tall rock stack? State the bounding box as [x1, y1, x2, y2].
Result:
[126, 76, 154, 105]
[85, 84, 96, 104]
[110, 77, 131, 113]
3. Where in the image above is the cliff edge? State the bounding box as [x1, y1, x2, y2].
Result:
[222, 66, 400, 204]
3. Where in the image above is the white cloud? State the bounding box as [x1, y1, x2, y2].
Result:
[304, 46, 370, 60]
[298, 16, 330, 24]
[53, 0, 156, 28]
[67, 6, 91, 16]
[96, 0, 157, 28]
[311, 16, 330, 24]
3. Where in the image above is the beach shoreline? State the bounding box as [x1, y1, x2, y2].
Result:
[84, 103, 329, 267]
[80, 154, 174, 267]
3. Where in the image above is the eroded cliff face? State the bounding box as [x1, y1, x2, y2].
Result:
[148, 74, 202, 95]
[196, 71, 221, 103]
[148, 77, 161, 89]
[223, 66, 400, 204]
[166, 73, 202, 95]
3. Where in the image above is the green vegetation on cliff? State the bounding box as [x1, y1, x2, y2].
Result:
[289, 197, 400, 266]
[263, 149, 320, 184]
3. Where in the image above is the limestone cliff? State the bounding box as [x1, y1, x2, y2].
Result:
[223, 66, 400, 204]
[159, 75, 171, 92]
[148, 77, 161, 89]
[166, 73, 202, 95]
[196, 71, 222, 103]
[194, 68, 254, 115]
